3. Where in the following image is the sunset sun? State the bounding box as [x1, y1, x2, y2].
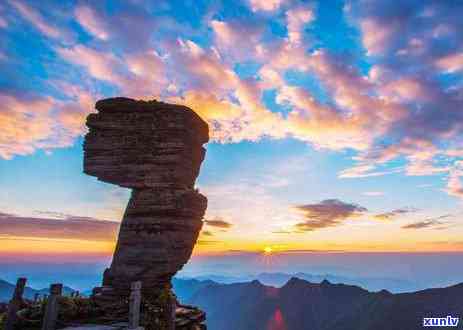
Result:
[264, 246, 273, 254]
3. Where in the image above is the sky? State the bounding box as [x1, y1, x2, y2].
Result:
[1, 0, 463, 283]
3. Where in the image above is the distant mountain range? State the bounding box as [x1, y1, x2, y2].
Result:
[185, 278, 463, 330]
[0, 279, 75, 302]
[172, 278, 217, 302]
[182, 272, 421, 292]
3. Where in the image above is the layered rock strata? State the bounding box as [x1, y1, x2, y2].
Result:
[83, 97, 208, 326]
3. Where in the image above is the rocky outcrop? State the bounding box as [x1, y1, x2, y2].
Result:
[83, 97, 208, 328]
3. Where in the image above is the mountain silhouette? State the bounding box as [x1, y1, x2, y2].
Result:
[172, 278, 218, 302]
[187, 277, 463, 330]
[182, 272, 424, 292]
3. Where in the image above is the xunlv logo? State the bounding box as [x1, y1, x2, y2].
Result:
[423, 316, 459, 327]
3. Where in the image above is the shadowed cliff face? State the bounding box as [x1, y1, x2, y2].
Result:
[83, 97, 209, 296]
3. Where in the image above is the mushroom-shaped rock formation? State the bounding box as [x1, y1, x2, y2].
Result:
[84, 98, 208, 324]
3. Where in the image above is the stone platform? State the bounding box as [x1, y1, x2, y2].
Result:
[61, 304, 206, 330]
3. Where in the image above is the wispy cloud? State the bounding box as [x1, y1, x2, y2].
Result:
[293, 199, 367, 232]
[200, 230, 214, 237]
[402, 215, 452, 230]
[0, 211, 119, 242]
[74, 5, 109, 40]
[248, 0, 287, 12]
[8, 0, 63, 39]
[362, 191, 384, 196]
[338, 165, 402, 178]
[204, 217, 233, 229]
[373, 208, 417, 221]
[196, 240, 221, 246]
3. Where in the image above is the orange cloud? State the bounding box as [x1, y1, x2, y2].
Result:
[58, 45, 167, 99]
[52, 7, 406, 159]
[0, 83, 96, 159]
[435, 52, 463, 73]
[0, 237, 114, 259]
[168, 39, 285, 143]
[2, 0, 462, 207]
[277, 85, 371, 150]
[58, 45, 122, 83]
[0, 93, 55, 159]
[446, 170, 463, 198]
[379, 78, 433, 103]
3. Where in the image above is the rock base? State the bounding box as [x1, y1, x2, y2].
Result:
[90, 287, 206, 330]
[175, 304, 206, 330]
[61, 305, 206, 330]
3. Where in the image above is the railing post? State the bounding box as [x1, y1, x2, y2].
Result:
[167, 293, 176, 330]
[41, 283, 62, 330]
[4, 277, 27, 330]
[128, 281, 143, 330]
